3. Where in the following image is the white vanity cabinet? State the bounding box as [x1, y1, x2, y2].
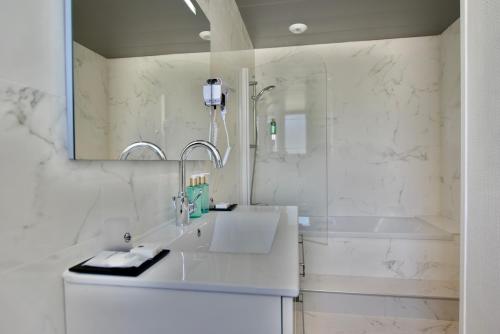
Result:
[64, 282, 295, 334]
[64, 206, 299, 334]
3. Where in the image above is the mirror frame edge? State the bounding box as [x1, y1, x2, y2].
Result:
[65, 0, 76, 160]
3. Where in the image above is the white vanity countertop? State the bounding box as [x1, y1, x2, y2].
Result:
[63, 206, 300, 297]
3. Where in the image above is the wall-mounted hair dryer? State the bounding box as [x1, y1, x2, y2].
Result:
[203, 78, 226, 108]
[203, 78, 231, 166]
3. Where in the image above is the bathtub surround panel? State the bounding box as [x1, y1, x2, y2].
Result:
[255, 36, 441, 217]
[300, 223, 459, 332]
[326, 216, 453, 240]
[254, 22, 461, 222]
[326, 37, 441, 217]
[305, 237, 459, 281]
[303, 292, 458, 321]
[303, 312, 458, 334]
[0, 0, 252, 333]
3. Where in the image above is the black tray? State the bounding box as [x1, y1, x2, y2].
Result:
[209, 204, 237, 211]
[68, 249, 170, 277]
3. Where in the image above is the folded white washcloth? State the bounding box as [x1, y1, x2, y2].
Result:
[83, 251, 148, 268]
[215, 202, 230, 209]
[130, 244, 162, 259]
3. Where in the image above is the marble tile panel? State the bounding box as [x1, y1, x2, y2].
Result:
[439, 20, 461, 223]
[303, 291, 458, 321]
[304, 237, 460, 281]
[303, 312, 458, 334]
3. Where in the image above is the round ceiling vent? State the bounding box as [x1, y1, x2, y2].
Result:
[289, 23, 308, 34]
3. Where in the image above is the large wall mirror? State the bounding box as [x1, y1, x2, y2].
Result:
[66, 0, 211, 160]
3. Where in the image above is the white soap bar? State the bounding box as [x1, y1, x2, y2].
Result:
[130, 244, 162, 259]
[215, 202, 230, 209]
[84, 251, 148, 268]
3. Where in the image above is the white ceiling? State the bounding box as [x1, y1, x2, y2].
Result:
[235, 0, 460, 48]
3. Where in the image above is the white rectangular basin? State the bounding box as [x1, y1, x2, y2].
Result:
[169, 211, 281, 254]
[210, 212, 280, 254]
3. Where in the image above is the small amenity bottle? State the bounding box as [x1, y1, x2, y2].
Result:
[187, 177, 202, 218]
[201, 174, 209, 213]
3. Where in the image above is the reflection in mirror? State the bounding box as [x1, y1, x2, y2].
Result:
[70, 0, 211, 160]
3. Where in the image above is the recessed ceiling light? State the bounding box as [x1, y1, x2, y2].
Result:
[199, 31, 211, 41]
[289, 23, 308, 34]
[183, 0, 197, 15]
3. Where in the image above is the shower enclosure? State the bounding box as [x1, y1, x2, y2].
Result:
[245, 28, 461, 333]
[250, 50, 329, 244]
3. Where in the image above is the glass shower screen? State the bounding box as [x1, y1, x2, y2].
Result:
[252, 49, 329, 244]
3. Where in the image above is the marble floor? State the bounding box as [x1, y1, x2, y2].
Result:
[300, 312, 458, 334]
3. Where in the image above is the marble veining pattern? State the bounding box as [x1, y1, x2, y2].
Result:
[73, 43, 110, 159]
[254, 32, 461, 219]
[73, 43, 211, 160]
[107, 52, 211, 160]
[0, 78, 181, 273]
[439, 20, 461, 223]
[303, 312, 458, 334]
[304, 237, 459, 281]
[0, 1, 253, 333]
[303, 291, 458, 321]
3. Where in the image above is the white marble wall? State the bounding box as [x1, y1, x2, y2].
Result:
[304, 292, 458, 321]
[255, 36, 442, 218]
[73, 43, 110, 159]
[463, 1, 500, 331]
[0, 68, 180, 334]
[73, 43, 211, 160]
[305, 237, 460, 281]
[440, 20, 461, 223]
[0, 0, 251, 333]
[107, 52, 211, 160]
[254, 26, 461, 221]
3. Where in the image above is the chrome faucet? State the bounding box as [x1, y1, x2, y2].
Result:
[120, 141, 167, 160]
[173, 140, 223, 226]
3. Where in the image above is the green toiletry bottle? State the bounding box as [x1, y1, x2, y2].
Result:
[270, 118, 277, 136]
[201, 174, 209, 213]
[187, 177, 202, 218]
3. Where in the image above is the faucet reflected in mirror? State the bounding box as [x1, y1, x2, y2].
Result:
[119, 141, 167, 160]
[173, 140, 223, 226]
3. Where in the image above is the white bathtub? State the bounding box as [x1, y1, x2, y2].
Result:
[302, 216, 453, 240]
[301, 216, 459, 280]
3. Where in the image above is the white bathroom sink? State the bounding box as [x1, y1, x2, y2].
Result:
[64, 206, 300, 298]
[168, 211, 281, 254]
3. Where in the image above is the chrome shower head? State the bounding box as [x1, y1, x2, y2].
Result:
[252, 85, 276, 101]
